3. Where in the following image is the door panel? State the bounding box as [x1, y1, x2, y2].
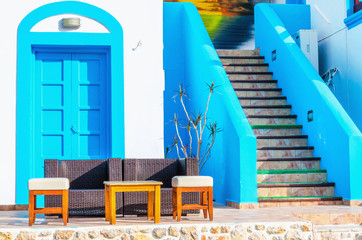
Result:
[35, 51, 108, 170]
[35, 53, 72, 169]
[71, 53, 107, 159]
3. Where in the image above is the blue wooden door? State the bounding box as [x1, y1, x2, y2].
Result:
[35, 51, 108, 173]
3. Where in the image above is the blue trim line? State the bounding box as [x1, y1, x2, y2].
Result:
[16, 1, 125, 204]
[344, 10, 362, 29]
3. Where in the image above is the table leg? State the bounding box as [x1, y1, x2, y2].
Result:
[176, 187, 182, 222]
[28, 191, 34, 226]
[105, 185, 109, 221]
[62, 190, 69, 226]
[172, 187, 176, 220]
[33, 194, 36, 224]
[154, 185, 161, 223]
[110, 187, 116, 225]
[208, 187, 213, 221]
[147, 191, 154, 220]
[202, 191, 208, 219]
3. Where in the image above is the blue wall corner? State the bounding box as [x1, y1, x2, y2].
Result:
[164, 2, 257, 205]
[255, 3, 362, 201]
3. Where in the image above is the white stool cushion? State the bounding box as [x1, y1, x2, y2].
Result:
[172, 176, 213, 187]
[28, 178, 69, 190]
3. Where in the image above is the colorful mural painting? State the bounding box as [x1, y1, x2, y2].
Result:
[164, 0, 284, 49]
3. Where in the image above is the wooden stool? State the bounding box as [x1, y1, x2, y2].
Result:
[172, 176, 213, 221]
[28, 178, 69, 226]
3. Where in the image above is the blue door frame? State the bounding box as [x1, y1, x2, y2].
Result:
[16, 1, 125, 204]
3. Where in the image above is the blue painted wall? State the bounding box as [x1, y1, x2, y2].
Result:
[255, 3, 362, 200]
[164, 3, 257, 205]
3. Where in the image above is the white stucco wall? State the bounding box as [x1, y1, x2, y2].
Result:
[306, 0, 362, 131]
[32, 14, 110, 33]
[0, 0, 164, 204]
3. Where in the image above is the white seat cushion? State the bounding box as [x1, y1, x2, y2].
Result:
[28, 178, 69, 190]
[172, 176, 213, 187]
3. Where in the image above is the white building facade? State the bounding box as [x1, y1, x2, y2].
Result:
[0, 0, 165, 205]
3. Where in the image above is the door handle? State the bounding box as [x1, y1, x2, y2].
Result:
[71, 125, 79, 134]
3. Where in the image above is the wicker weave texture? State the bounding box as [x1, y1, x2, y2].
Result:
[44, 159, 123, 216]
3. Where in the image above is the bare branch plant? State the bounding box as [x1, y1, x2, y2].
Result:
[165, 82, 221, 171]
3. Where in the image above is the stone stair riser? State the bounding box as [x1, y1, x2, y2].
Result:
[253, 128, 302, 136]
[228, 74, 273, 81]
[257, 149, 314, 158]
[224, 66, 269, 72]
[257, 160, 320, 170]
[217, 49, 260, 56]
[231, 82, 277, 89]
[236, 90, 282, 98]
[221, 58, 265, 64]
[249, 118, 296, 125]
[257, 173, 327, 183]
[259, 200, 343, 207]
[258, 186, 335, 198]
[244, 108, 291, 116]
[257, 138, 307, 147]
[239, 99, 287, 106]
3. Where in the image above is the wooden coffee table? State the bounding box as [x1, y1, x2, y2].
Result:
[104, 181, 163, 224]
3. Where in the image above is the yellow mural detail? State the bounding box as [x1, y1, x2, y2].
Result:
[164, 0, 253, 16]
[165, 0, 277, 49]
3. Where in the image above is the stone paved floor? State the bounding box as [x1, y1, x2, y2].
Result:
[0, 204, 361, 228]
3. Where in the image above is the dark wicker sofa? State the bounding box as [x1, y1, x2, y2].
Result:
[44, 158, 123, 216]
[123, 158, 199, 215]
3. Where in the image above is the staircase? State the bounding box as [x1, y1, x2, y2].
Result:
[217, 49, 343, 207]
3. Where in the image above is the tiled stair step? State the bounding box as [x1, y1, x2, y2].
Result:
[220, 58, 265, 64]
[231, 80, 277, 83]
[239, 96, 287, 106]
[258, 196, 343, 208]
[223, 63, 269, 66]
[216, 49, 260, 56]
[257, 157, 321, 170]
[248, 115, 297, 125]
[253, 126, 303, 138]
[257, 182, 335, 198]
[235, 88, 282, 97]
[257, 146, 313, 150]
[252, 124, 302, 129]
[231, 80, 278, 89]
[256, 135, 308, 147]
[219, 56, 264, 59]
[226, 71, 273, 75]
[257, 169, 327, 183]
[243, 105, 292, 116]
[257, 146, 314, 158]
[223, 63, 268, 66]
[219, 56, 265, 65]
[224, 65, 269, 72]
[228, 73, 273, 80]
